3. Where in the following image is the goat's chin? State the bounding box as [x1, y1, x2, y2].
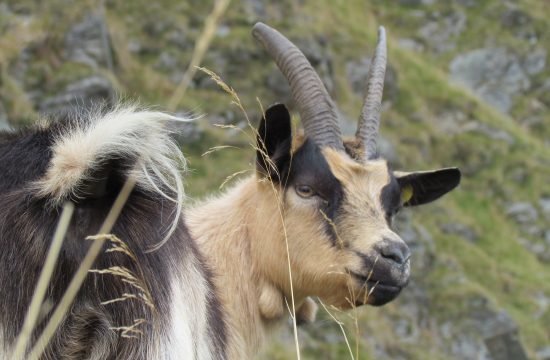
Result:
[340, 281, 404, 309]
[364, 284, 403, 307]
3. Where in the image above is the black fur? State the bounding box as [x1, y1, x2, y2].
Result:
[396, 168, 461, 207]
[0, 128, 54, 192]
[0, 120, 226, 358]
[256, 103, 292, 182]
[286, 139, 344, 243]
[256, 105, 344, 244]
[380, 172, 401, 222]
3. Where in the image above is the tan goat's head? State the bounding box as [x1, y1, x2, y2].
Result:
[252, 23, 461, 308]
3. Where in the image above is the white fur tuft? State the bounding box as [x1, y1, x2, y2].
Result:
[35, 105, 188, 251]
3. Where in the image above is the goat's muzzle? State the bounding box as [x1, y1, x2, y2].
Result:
[350, 238, 411, 306]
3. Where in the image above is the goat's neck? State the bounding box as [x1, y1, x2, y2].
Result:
[187, 177, 302, 359]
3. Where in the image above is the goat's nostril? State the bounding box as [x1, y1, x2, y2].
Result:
[379, 241, 410, 266]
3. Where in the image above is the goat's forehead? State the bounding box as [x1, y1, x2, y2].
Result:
[321, 147, 391, 190]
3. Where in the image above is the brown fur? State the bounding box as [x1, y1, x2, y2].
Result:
[188, 142, 404, 357]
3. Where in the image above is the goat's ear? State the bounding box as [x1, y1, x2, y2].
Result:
[256, 103, 292, 182]
[395, 167, 461, 207]
[75, 158, 122, 201]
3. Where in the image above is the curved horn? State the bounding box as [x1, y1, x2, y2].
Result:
[252, 22, 344, 150]
[356, 26, 387, 160]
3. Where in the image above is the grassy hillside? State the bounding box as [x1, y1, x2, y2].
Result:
[1, 0, 549, 358]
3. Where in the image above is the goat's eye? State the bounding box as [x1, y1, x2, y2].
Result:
[296, 185, 315, 198]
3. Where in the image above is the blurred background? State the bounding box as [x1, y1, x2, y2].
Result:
[1, 0, 549, 359]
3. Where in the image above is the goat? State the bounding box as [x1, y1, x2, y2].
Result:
[0, 23, 460, 359]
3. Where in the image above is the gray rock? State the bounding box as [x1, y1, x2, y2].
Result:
[539, 197, 550, 219]
[243, 0, 266, 19]
[524, 48, 547, 75]
[378, 135, 400, 166]
[64, 14, 112, 69]
[398, 0, 436, 5]
[142, 19, 171, 37]
[446, 302, 527, 360]
[155, 51, 179, 72]
[435, 109, 468, 132]
[265, 69, 292, 103]
[534, 292, 550, 319]
[500, 6, 537, 43]
[505, 202, 538, 224]
[455, 0, 477, 7]
[485, 330, 528, 360]
[397, 38, 425, 52]
[501, 8, 532, 28]
[517, 237, 548, 262]
[127, 39, 143, 54]
[395, 213, 436, 272]
[39, 76, 115, 116]
[537, 346, 550, 360]
[436, 110, 515, 144]
[440, 222, 478, 242]
[295, 36, 334, 94]
[450, 336, 490, 360]
[482, 311, 528, 360]
[346, 57, 399, 103]
[461, 121, 515, 145]
[216, 24, 230, 38]
[450, 48, 530, 113]
[207, 110, 237, 126]
[166, 29, 190, 50]
[418, 10, 466, 53]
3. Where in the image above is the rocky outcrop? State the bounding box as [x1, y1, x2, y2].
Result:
[64, 13, 114, 70]
[506, 202, 539, 224]
[346, 57, 399, 104]
[418, 10, 466, 53]
[450, 48, 531, 113]
[39, 76, 115, 116]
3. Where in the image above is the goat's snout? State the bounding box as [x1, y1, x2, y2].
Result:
[376, 238, 411, 267]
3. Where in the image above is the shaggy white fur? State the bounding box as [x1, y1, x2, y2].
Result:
[34, 105, 188, 251]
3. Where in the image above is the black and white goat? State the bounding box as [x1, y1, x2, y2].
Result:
[0, 23, 460, 359]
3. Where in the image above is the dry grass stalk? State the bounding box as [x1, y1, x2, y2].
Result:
[319, 300, 356, 360]
[110, 319, 147, 339]
[88, 233, 155, 337]
[219, 169, 251, 190]
[89, 265, 155, 311]
[201, 145, 239, 157]
[27, 177, 137, 360]
[12, 203, 75, 360]
[167, 0, 231, 111]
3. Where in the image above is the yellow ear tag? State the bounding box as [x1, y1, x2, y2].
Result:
[401, 184, 414, 204]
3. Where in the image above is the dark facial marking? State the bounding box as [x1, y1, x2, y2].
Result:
[380, 171, 401, 222]
[286, 139, 344, 244]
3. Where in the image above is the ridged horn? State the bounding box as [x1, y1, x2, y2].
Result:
[356, 26, 387, 160]
[252, 22, 344, 150]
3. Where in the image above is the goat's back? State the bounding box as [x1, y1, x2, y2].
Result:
[0, 107, 226, 359]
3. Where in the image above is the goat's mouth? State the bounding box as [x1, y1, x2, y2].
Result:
[349, 271, 406, 307]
